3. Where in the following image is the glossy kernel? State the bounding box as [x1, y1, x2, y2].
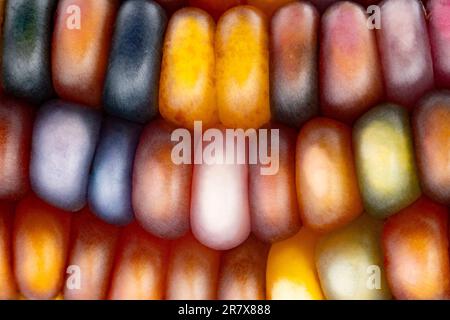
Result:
[216, 6, 270, 129]
[316, 215, 391, 300]
[2, 0, 56, 103]
[13, 195, 71, 300]
[249, 124, 301, 243]
[320, 2, 383, 123]
[413, 91, 450, 204]
[88, 117, 142, 225]
[30, 100, 102, 212]
[353, 104, 421, 218]
[270, 2, 319, 128]
[0, 97, 33, 201]
[133, 119, 192, 239]
[108, 223, 169, 300]
[266, 228, 324, 300]
[64, 209, 119, 300]
[191, 127, 251, 250]
[103, 0, 167, 123]
[218, 236, 269, 300]
[52, 0, 118, 107]
[166, 233, 220, 300]
[159, 8, 218, 129]
[383, 197, 450, 300]
[296, 117, 363, 232]
[377, 0, 434, 108]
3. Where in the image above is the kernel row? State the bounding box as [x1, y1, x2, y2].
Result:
[1, 0, 448, 129]
[2, 90, 450, 250]
[2, 194, 448, 300]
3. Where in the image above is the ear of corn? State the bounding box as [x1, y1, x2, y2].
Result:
[0, 0, 449, 300]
